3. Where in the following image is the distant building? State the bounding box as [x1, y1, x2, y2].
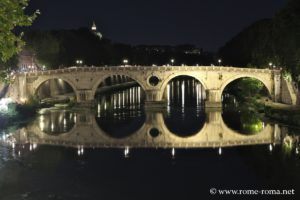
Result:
[135, 45, 202, 55]
[91, 21, 103, 39]
[18, 49, 39, 71]
[184, 48, 202, 55]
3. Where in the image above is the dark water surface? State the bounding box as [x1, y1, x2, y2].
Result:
[1, 78, 300, 199]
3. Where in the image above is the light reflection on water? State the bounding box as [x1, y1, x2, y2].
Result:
[2, 77, 294, 149]
[1, 78, 300, 200]
[0, 78, 295, 152]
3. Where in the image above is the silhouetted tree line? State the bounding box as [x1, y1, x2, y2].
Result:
[219, 0, 300, 80]
[23, 28, 213, 69]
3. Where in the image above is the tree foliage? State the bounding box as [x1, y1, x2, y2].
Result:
[0, 0, 38, 63]
[219, 0, 300, 79]
[24, 31, 60, 68]
[224, 78, 264, 102]
[24, 28, 213, 69]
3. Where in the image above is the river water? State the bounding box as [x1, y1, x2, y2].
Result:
[0, 77, 300, 199]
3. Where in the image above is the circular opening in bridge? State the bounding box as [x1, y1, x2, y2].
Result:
[163, 75, 206, 137]
[149, 128, 160, 138]
[95, 75, 146, 139]
[35, 78, 76, 106]
[37, 110, 76, 135]
[148, 76, 160, 86]
[221, 77, 270, 135]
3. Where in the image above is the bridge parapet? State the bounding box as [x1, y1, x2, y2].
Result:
[18, 66, 280, 77]
[7, 66, 285, 108]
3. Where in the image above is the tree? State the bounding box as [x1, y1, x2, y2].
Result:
[219, 0, 300, 81]
[24, 31, 61, 68]
[0, 0, 39, 63]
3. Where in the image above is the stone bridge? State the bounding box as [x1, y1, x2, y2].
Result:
[8, 65, 284, 107]
[7, 111, 281, 149]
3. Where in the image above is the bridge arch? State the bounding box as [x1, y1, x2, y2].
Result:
[34, 77, 77, 101]
[91, 73, 147, 98]
[159, 73, 208, 100]
[220, 74, 273, 99]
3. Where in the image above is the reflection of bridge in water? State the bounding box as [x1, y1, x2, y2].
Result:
[10, 111, 281, 149]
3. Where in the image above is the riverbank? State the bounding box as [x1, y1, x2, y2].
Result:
[263, 101, 300, 127]
[0, 102, 38, 129]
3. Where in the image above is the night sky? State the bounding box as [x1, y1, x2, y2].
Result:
[27, 0, 287, 51]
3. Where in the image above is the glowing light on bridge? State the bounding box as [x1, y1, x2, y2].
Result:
[113, 94, 117, 109]
[122, 91, 125, 107]
[51, 123, 55, 132]
[176, 80, 180, 99]
[196, 84, 199, 106]
[76, 60, 83, 65]
[218, 147, 222, 155]
[123, 59, 129, 66]
[137, 87, 141, 104]
[170, 59, 175, 66]
[181, 81, 185, 107]
[40, 121, 45, 131]
[218, 59, 222, 66]
[39, 115, 45, 131]
[130, 88, 133, 105]
[97, 103, 101, 117]
[63, 118, 67, 127]
[167, 84, 170, 105]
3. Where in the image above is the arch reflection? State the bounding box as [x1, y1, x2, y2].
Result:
[7, 111, 281, 149]
[94, 75, 146, 138]
[95, 86, 146, 139]
[163, 75, 206, 137]
[222, 110, 265, 135]
[37, 110, 76, 135]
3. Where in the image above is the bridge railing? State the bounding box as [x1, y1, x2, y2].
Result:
[17, 65, 281, 77]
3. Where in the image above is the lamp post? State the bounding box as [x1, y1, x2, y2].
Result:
[218, 59, 222, 66]
[123, 59, 129, 66]
[76, 60, 83, 66]
[170, 59, 175, 66]
[269, 62, 272, 68]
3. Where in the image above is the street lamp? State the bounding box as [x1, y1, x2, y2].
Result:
[269, 62, 273, 68]
[76, 60, 83, 66]
[218, 59, 222, 66]
[123, 59, 129, 66]
[170, 59, 175, 66]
